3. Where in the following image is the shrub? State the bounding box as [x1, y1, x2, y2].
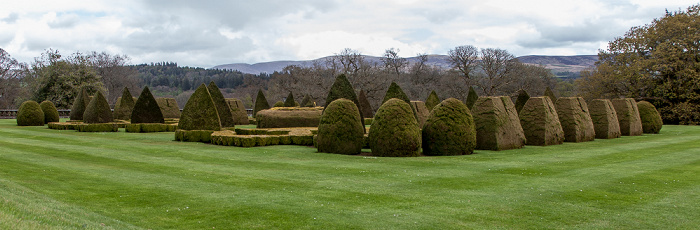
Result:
[555, 97, 595, 142]
[465, 86, 479, 109]
[422, 98, 476, 156]
[381, 82, 410, 105]
[17, 100, 45, 126]
[178, 84, 221, 131]
[255, 107, 323, 128]
[83, 91, 113, 123]
[410, 101, 430, 128]
[131, 86, 164, 124]
[358, 90, 373, 118]
[300, 94, 314, 107]
[544, 86, 557, 102]
[76, 123, 119, 132]
[514, 89, 530, 113]
[208, 82, 235, 128]
[612, 98, 643, 136]
[588, 99, 621, 139]
[519, 96, 565, 146]
[40, 100, 59, 124]
[284, 92, 296, 107]
[225, 98, 250, 125]
[472, 96, 526, 150]
[125, 123, 177, 133]
[113, 87, 135, 120]
[273, 101, 284, 107]
[174, 130, 215, 143]
[425, 90, 440, 111]
[368, 98, 421, 157]
[69, 87, 89, 120]
[325, 74, 364, 128]
[253, 89, 270, 117]
[155, 98, 181, 119]
[317, 98, 365, 155]
[637, 101, 663, 134]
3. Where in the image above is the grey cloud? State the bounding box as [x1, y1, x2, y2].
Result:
[2, 13, 18, 23]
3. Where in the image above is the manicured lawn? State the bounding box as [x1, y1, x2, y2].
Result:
[1, 119, 699, 229]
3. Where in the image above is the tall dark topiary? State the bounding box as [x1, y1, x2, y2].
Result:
[544, 86, 557, 102]
[131, 86, 164, 124]
[357, 90, 373, 118]
[178, 84, 221, 131]
[381, 82, 410, 105]
[317, 99, 365, 155]
[40, 100, 60, 124]
[425, 90, 440, 111]
[283, 92, 296, 107]
[207, 82, 235, 128]
[325, 74, 365, 129]
[637, 101, 663, 134]
[113, 87, 135, 120]
[465, 86, 478, 109]
[253, 89, 270, 117]
[368, 98, 421, 157]
[514, 89, 530, 113]
[422, 98, 477, 156]
[300, 94, 314, 107]
[84, 91, 113, 123]
[17, 100, 44, 126]
[69, 87, 89, 120]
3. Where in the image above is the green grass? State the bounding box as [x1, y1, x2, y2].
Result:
[1, 119, 699, 229]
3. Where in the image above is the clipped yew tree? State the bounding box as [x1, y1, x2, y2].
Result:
[555, 97, 595, 142]
[381, 82, 410, 105]
[225, 98, 249, 125]
[131, 86, 164, 124]
[317, 98, 365, 155]
[637, 101, 663, 134]
[283, 92, 296, 107]
[425, 90, 440, 111]
[17, 100, 44, 126]
[519, 96, 565, 146]
[178, 84, 221, 131]
[410, 101, 430, 128]
[358, 90, 373, 118]
[273, 101, 285, 107]
[472, 96, 526, 150]
[155, 98, 181, 119]
[368, 98, 421, 157]
[612, 98, 643, 136]
[69, 87, 89, 120]
[325, 74, 364, 128]
[113, 87, 135, 120]
[589, 99, 621, 139]
[544, 86, 557, 102]
[422, 98, 476, 156]
[83, 91, 113, 123]
[40, 100, 60, 124]
[514, 89, 530, 113]
[300, 94, 314, 107]
[207, 82, 235, 128]
[465, 86, 478, 109]
[253, 89, 270, 117]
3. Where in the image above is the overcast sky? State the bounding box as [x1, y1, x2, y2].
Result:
[1, 0, 697, 68]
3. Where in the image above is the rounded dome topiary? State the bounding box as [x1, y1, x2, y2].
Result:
[69, 87, 89, 120]
[316, 98, 365, 155]
[637, 101, 663, 134]
[425, 90, 440, 111]
[83, 91, 113, 123]
[131, 86, 164, 124]
[368, 98, 421, 157]
[17, 100, 44, 126]
[273, 101, 285, 107]
[113, 87, 135, 120]
[422, 98, 476, 156]
[178, 84, 221, 131]
[40, 100, 60, 124]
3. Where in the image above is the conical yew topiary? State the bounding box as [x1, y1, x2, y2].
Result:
[155, 98, 181, 119]
[514, 89, 530, 113]
[40, 100, 60, 124]
[382, 82, 410, 105]
[300, 94, 314, 107]
[325, 74, 365, 129]
[519, 96, 565, 146]
[317, 98, 365, 155]
[225, 98, 249, 125]
[544, 86, 557, 102]
[178, 84, 221, 131]
[253, 89, 270, 117]
[612, 98, 642, 136]
[637, 101, 663, 134]
[555, 97, 595, 142]
[422, 98, 477, 156]
[131, 86, 164, 124]
[207, 82, 235, 128]
[69, 87, 89, 120]
[589, 99, 621, 139]
[357, 90, 373, 118]
[472, 96, 526, 150]
[465, 86, 478, 109]
[113, 87, 135, 120]
[84, 91, 113, 123]
[425, 90, 440, 111]
[368, 98, 421, 157]
[283, 92, 296, 107]
[17, 100, 44, 126]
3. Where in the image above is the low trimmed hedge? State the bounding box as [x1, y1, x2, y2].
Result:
[125, 123, 177, 133]
[255, 107, 323, 128]
[211, 134, 314, 147]
[174, 130, 215, 143]
[76, 123, 119, 132]
[234, 128, 290, 135]
[48, 122, 81, 130]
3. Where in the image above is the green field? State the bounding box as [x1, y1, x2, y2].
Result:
[1, 119, 699, 229]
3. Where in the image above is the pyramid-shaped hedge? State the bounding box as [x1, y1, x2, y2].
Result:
[425, 90, 440, 111]
[131, 86, 164, 124]
[207, 82, 235, 128]
[422, 98, 476, 156]
[358, 90, 373, 118]
[178, 84, 221, 131]
[544, 86, 557, 102]
[520, 96, 564, 146]
[637, 101, 663, 134]
[325, 74, 364, 129]
[83, 91, 113, 124]
[253, 89, 270, 117]
[589, 99, 621, 139]
[612, 98, 643, 136]
[472, 96, 526, 150]
[514, 89, 530, 113]
[283, 92, 296, 107]
[555, 97, 595, 142]
[155, 98, 181, 119]
[410, 101, 430, 128]
[317, 98, 365, 155]
[226, 98, 250, 125]
[17, 100, 44, 126]
[113, 87, 135, 120]
[40, 100, 60, 124]
[368, 98, 421, 157]
[69, 87, 89, 120]
[300, 94, 314, 107]
[381, 82, 410, 105]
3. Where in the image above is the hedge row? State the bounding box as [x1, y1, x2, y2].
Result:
[234, 128, 290, 135]
[211, 134, 314, 147]
[76, 123, 119, 132]
[175, 130, 215, 143]
[125, 123, 177, 133]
